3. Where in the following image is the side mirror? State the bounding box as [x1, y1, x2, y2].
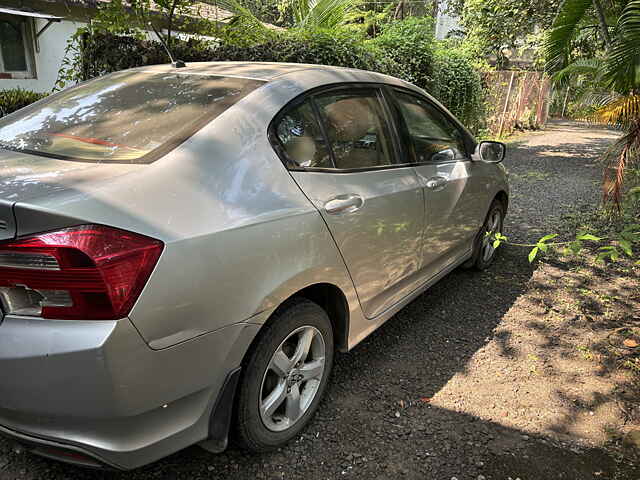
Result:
[476, 141, 506, 163]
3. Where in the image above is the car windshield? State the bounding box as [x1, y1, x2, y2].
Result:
[0, 70, 264, 163]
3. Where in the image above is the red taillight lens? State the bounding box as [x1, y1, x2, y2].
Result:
[0, 225, 163, 320]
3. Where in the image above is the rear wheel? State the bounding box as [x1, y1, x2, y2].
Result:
[467, 200, 504, 270]
[234, 299, 334, 451]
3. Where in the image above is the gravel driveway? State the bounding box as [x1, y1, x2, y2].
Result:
[1, 121, 637, 480]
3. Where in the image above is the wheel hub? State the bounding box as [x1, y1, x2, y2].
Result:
[286, 370, 304, 389]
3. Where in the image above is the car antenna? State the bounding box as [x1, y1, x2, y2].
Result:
[148, 21, 186, 68]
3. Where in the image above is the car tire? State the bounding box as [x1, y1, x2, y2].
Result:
[465, 199, 505, 270]
[234, 299, 334, 452]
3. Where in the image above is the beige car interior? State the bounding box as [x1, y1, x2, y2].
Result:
[281, 94, 394, 170]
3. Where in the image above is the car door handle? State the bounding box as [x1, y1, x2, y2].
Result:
[324, 194, 364, 215]
[425, 176, 448, 190]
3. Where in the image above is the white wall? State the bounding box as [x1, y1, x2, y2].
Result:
[435, 0, 461, 40]
[1, 18, 87, 93]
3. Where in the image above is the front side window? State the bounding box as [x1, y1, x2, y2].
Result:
[315, 89, 395, 170]
[393, 90, 466, 163]
[0, 71, 264, 163]
[0, 15, 32, 74]
[275, 99, 332, 168]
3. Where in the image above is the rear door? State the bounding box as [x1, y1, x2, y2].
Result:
[389, 88, 485, 273]
[272, 86, 425, 319]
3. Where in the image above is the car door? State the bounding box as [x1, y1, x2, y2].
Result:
[389, 88, 485, 273]
[271, 86, 425, 319]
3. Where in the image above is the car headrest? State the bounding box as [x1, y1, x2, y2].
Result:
[323, 98, 372, 142]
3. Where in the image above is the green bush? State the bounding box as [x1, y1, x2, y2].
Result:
[210, 29, 397, 73]
[66, 31, 217, 84]
[62, 23, 485, 132]
[431, 49, 485, 131]
[0, 88, 48, 118]
[368, 17, 436, 90]
[67, 29, 398, 84]
[368, 18, 485, 132]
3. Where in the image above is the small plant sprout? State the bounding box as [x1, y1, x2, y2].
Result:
[484, 226, 640, 264]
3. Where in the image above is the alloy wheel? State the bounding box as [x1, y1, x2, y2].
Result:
[481, 208, 502, 262]
[259, 326, 326, 432]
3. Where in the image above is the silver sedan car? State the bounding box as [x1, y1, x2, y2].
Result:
[0, 62, 508, 469]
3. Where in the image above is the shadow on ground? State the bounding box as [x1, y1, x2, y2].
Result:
[1, 247, 637, 479]
[0, 121, 636, 480]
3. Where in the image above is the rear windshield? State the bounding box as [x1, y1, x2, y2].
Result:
[0, 71, 264, 163]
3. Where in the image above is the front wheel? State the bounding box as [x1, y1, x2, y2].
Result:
[234, 299, 334, 452]
[468, 200, 505, 270]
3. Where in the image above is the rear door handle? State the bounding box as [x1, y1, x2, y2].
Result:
[425, 176, 448, 190]
[324, 194, 364, 215]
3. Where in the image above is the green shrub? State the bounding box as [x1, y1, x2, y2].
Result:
[368, 17, 436, 90]
[367, 18, 485, 133]
[65, 31, 217, 84]
[431, 48, 485, 131]
[0, 88, 48, 118]
[61, 24, 485, 132]
[209, 29, 397, 73]
[66, 29, 398, 85]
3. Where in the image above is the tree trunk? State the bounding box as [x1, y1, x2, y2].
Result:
[167, 0, 178, 48]
[592, 0, 612, 49]
[394, 0, 403, 20]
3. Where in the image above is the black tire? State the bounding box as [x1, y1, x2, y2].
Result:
[465, 199, 505, 270]
[234, 299, 334, 452]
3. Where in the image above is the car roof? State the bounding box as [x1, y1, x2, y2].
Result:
[129, 61, 395, 83]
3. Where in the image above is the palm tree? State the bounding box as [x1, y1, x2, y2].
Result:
[545, 0, 640, 206]
[211, 0, 356, 30]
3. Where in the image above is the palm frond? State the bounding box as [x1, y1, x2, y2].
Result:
[603, 0, 640, 93]
[202, 0, 265, 28]
[603, 120, 640, 205]
[577, 90, 621, 108]
[544, 0, 593, 72]
[293, 0, 355, 29]
[552, 57, 605, 86]
[587, 94, 640, 129]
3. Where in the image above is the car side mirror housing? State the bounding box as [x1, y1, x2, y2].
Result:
[474, 141, 506, 163]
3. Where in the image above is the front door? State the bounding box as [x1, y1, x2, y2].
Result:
[389, 88, 485, 272]
[272, 87, 425, 318]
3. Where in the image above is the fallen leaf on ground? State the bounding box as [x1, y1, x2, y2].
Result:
[623, 339, 639, 348]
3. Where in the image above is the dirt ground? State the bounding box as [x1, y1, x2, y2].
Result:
[0, 121, 638, 480]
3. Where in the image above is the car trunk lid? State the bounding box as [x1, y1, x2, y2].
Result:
[0, 149, 145, 239]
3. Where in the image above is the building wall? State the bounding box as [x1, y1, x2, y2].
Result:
[435, 0, 461, 40]
[1, 18, 86, 93]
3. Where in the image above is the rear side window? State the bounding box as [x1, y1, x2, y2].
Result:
[0, 71, 264, 163]
[275, 99, 333, 169]
[315, 89, 395, 170]
[393, 90, 466, 163]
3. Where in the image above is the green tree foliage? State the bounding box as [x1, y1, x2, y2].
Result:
[214, 0, 356, 30]
[449, 0, 561, 67]
[368, 17, 436, 89]
[431, 47, 485, 130]
[545, 0, 640, 205]
[90, 0, 205, 46]
[368, 17, 484, 130]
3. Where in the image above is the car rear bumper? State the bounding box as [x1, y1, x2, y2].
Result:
[0, 314, 262, 469]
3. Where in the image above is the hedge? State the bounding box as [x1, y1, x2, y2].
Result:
[68, 29, 399, 83]
[368, 17, 436, 93]
[56, 21, 486, 132]
[0, 88, 48, 118]
[431, 49, 485, 132]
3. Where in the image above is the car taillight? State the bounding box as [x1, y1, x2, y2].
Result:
[0, 225, 163, 320]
